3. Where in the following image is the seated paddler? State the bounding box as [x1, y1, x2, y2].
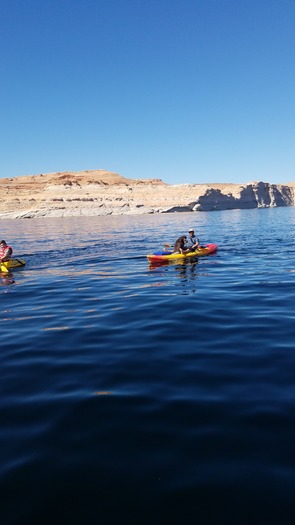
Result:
[0, 240, 13, 262]
[185, 228, 200, 251]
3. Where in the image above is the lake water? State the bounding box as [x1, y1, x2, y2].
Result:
[1, 207, 295, 525]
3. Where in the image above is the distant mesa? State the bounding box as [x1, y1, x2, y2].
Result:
[0, 169, 294, 219]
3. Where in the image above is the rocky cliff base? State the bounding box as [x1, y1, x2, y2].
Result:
[0, 169, 294, 219]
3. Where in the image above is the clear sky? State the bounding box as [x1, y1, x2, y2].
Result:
[1, 0, 295, 184]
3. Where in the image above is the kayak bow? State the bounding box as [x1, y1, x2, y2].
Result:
[0, 259, 26, 273]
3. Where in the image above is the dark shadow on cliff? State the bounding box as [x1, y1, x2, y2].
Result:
[194, 183, 293, 211]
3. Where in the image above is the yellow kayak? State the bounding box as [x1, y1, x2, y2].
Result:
[0, 259, 26, 273]
[147, 243, 218, 262]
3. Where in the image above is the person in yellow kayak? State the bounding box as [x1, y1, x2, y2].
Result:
[185, 228, 200, 251]
[0, 240, 13, 262]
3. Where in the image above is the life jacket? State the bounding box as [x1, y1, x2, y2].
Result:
[0, 245, 12, 259]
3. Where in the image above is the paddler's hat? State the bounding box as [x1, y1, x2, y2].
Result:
[188, 228, 194, 232]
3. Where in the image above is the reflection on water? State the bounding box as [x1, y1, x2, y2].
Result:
[0, 272, 15, 286]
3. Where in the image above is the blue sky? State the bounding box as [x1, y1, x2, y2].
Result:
[1, 0, 294, 184]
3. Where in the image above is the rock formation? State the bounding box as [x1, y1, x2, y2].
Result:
[0, 169, 294, 219]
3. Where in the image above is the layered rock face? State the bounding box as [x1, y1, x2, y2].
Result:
[0, 169, 294, 219]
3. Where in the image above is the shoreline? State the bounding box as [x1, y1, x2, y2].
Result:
[0, 170, 294, 219]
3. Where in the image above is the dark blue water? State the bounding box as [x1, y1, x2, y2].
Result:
[1, 208, 295, 525]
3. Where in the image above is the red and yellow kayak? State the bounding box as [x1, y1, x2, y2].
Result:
[147, 243, 218, 263]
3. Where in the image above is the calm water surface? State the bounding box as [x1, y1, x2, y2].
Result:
[1, 208, 295, 525]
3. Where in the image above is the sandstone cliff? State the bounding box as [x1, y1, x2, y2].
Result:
[0, 169, 294, 219]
